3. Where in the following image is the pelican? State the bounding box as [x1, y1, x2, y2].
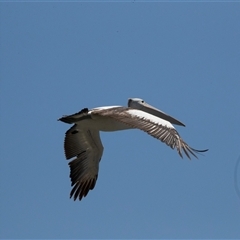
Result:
[59, 98, 208, 201]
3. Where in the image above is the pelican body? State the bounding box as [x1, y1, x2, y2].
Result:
[59, 98, 207, 201]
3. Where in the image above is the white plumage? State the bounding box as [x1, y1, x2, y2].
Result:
[59, 98, 207, 201]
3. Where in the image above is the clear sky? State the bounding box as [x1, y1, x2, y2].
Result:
[1, 2, 240, 239]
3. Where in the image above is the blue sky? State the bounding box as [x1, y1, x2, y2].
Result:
[1, 2, 240, 239]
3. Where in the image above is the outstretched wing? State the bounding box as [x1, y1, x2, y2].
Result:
[93, 107, 207, 159]
[64, 124, 103, 200]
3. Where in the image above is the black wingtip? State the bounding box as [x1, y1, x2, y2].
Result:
[192, 148, 209, 153]
[189, 148, 209, 159]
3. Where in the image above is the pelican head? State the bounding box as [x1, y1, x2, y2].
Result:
[128, 98, 185, 127]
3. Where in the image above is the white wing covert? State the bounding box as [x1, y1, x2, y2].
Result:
[93, 107, 205, 159]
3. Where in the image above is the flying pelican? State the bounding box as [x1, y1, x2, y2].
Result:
[59, 98, 207, 201]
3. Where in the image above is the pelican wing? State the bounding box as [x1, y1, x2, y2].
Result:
[93, 107, 206, 159]
[64, 124, 103, 200]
